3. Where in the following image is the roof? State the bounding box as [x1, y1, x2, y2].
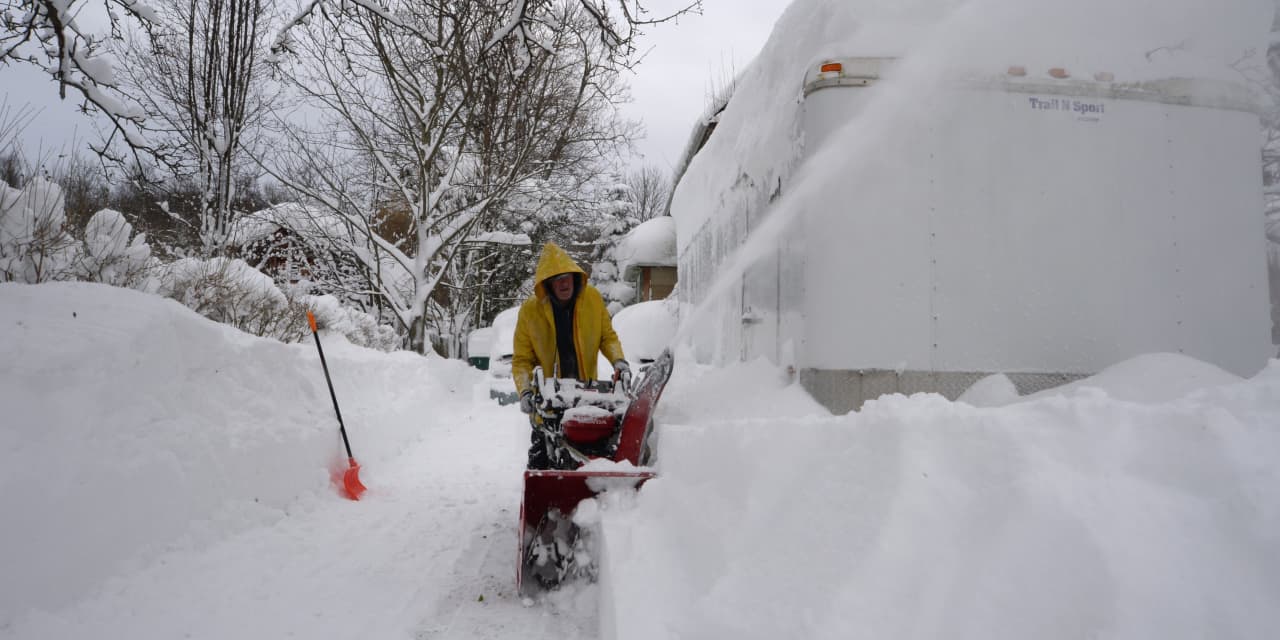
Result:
[228, 202, 353, 248]
[614, 216, 677, 279]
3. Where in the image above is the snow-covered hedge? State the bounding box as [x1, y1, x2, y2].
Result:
[155, 256, 310, 343]
[77, 209, 153, 288]
[2, 179, 155, 288]
[1, 175, 403, 349]
[0, 177, 78, 283]
[306, 294, 401, 352]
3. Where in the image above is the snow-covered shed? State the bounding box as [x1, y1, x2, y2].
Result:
[670, 0, 1274, 413]
[613, 216, 677, 302]
[228, 203, 351, 284]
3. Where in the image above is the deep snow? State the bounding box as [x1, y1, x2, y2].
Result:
[3, 282, 1279, 639]
[0, 282, 595, 639]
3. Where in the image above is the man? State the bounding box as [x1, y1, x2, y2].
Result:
[512, 242, 629, 469]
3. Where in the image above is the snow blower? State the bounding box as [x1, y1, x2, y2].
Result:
[517, 348, 673, 594]
[307, 310, 367, 501]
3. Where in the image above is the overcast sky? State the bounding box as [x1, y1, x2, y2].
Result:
[0, 0, 792, 177]
[619, 0, 792, 173]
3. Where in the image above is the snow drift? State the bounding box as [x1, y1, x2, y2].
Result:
[602, 353, 1280, 639]
[3, 278, 1279, 640]
[0, 281, 481, 625]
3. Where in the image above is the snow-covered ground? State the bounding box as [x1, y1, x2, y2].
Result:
[0, 282, 594, 639]
[4, 282, 1279, 639]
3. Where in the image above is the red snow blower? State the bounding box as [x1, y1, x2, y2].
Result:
[517, 349, 673, 594]
[307, 310, 367, 501]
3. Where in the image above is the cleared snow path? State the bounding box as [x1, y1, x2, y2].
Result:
[7, 400, 595, 640]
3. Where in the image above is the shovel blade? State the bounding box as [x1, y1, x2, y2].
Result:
[340, 458, 367, 501]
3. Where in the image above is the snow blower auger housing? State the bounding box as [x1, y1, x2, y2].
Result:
[518, 348, 673, 595]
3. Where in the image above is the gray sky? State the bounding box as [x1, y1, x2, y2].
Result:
[0, 0, 792, 175]
[619, 0, 793, 173]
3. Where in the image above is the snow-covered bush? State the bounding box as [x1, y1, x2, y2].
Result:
[0, 177, 78, 283]
[305, 294, 401, 352]
[77, 209, 153, 288]
[156, 257, 308, 342]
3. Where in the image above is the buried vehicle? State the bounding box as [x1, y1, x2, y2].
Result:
[517, 348, 673, 594]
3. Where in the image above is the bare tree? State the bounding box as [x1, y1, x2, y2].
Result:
[271, 0, 700, 70]
[51, 151, 111, 233]
[116, 0, 274, 256]
[625, 163, 670, 222]
[262, 1, 648, 353]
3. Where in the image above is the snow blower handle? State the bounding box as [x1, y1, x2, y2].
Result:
[306, 310, 367, 500]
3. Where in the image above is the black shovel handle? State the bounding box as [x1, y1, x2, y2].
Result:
[308, 311, 355, 459]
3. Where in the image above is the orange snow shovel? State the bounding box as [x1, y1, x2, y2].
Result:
[307, 310, 367, 501]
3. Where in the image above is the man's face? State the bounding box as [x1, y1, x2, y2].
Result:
[550, 273, 575, 302]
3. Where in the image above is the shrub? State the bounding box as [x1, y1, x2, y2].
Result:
[156, 257, 308, 342]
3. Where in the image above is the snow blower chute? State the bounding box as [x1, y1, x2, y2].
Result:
[517, 348, 673, 594]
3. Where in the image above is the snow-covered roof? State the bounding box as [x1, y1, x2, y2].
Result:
[614, 216, 676, 279]
[228, 202, 352, 248]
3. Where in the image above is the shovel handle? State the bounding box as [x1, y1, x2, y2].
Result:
[308, 310, 355, 460]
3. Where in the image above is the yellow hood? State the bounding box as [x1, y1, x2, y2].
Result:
[532, 242, 587, 300]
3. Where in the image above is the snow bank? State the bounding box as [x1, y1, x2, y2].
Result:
[611, 299, 679, 365]
[600, 351, 1280, 639]
[0, 282, 481, 625]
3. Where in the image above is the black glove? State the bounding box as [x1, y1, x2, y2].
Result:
[519, 389, 535, 414]
[613, 359, 632, 389]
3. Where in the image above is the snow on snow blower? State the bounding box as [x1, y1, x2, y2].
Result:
[517, 348, 673, 594]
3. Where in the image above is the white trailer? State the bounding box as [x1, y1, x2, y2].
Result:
[674, 56, 1272, 412]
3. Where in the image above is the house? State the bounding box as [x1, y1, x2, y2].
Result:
[228, 203, 351, 286]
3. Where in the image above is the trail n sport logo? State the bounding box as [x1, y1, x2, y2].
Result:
[1027, 96, 1107, 121]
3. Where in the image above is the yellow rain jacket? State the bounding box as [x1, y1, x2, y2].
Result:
[512, 242, 625, 395]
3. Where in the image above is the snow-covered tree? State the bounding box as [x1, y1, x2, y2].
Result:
[116, 0, 276, 257]
[0, 0, 161, 159]
[262, 1, 646, 353]
[1265, 9, 1280, 346]
[590, 180, 640, 313]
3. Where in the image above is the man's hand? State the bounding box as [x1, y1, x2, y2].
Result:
[613, 359, 632, 390]
[519, 390, 536, 414]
